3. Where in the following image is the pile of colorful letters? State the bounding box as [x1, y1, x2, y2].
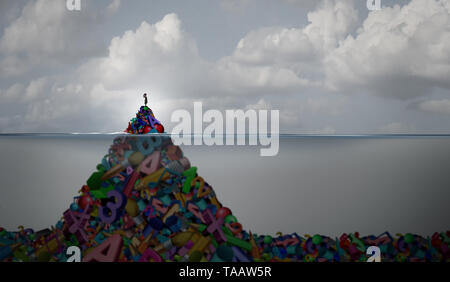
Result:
[125, 106, 164, 134]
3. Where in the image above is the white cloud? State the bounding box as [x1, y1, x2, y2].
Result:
[1, 76, 51, 103]
[94, 13, 211, 97]
[0, 0, 120, 76]
[304, 0, 359, 51]
[418, 99, 450, 115]
[23, 77, 48, 102]
[216, 0, 359, 93]
[325, 0, 450, 98]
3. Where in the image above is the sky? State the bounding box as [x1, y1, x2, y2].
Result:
[0, 0, 449, 134]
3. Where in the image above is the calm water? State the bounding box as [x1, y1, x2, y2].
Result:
[0, 134, 449, 237]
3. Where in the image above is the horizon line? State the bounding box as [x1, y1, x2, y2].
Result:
[1, 132, 450, 137]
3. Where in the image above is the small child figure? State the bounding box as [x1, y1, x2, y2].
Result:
[143, 93, 148, 106]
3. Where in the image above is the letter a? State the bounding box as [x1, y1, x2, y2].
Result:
[82, 234, 123, 262]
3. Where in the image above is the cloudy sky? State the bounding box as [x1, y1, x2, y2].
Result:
[0, 0, 449, 134]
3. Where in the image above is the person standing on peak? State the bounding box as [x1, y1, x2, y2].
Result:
[143, 93, 148, 106]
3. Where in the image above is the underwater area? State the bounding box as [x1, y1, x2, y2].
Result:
[1, 133, 449, 237]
